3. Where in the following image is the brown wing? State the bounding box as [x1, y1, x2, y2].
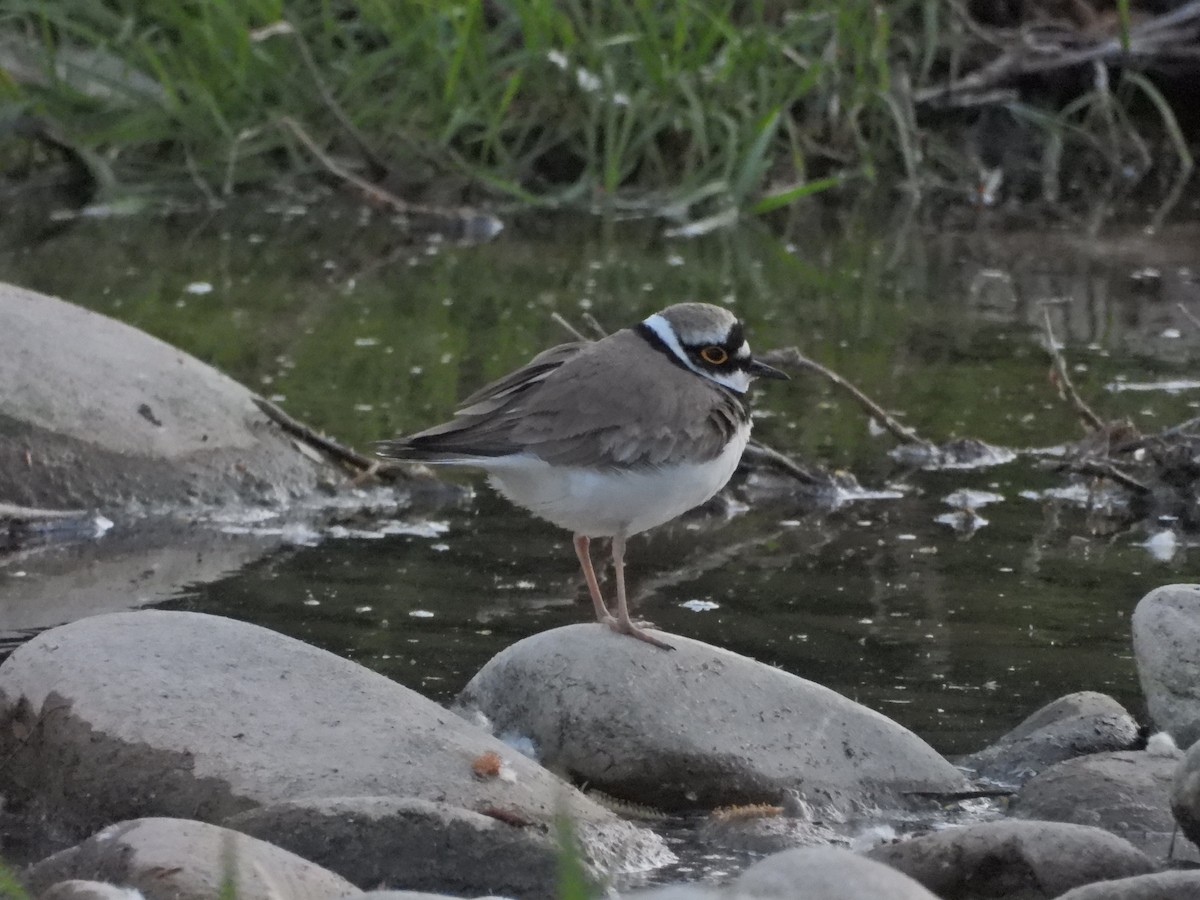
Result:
[378, 330, 745, 468]
[507, 330, 745, 468]
[376, 341, 586, 461]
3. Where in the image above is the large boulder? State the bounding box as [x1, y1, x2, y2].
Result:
[1009, 748, 1196, 863]
[1131, 584, 1200, 747]
[0, 281, 335, 510]
[457, 625, 968, 812]
[0, 611, 668, 877]
[225, 796, 560, 898]
[25, 818, 358, 900]
[865, 820, 1154, 899]
[958, 692, 1139, 787]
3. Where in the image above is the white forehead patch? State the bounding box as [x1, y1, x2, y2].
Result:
[642, 313, 751, 394]
[734, 341, 751, 359]
[678, 325, 734, 346]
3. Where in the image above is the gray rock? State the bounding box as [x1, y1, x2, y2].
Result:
[732, 846, 940, 899]
[0, 611, 669, 876]
[959, 692, 1140, 786]
[866, 819, 1154, 899]
[1053, 871, 1200, 899]
[457, 625, 968, 812]
[25, 817, 357, 900]
[0, 281, 335, 510]
[620, 887, 721, 899]
[225, 796, 559, 899]
[1132, 584, 1200, 747]
[1172, 737, 1200, 850]
[359, 894, 512, 900]
[39, 881, 147, 900]
[1010, 749, 1198, 863]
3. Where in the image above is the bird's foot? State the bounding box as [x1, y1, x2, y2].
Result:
[606, 617, 674, 651]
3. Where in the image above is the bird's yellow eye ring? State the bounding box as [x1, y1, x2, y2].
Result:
[699, 346, 729, 365]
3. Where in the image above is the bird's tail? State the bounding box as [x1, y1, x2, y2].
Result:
[374, 438, 489, 466]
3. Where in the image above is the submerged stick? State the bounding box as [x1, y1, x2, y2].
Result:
[1040, 307, 1106, 433]
[1060, 458, 1151, 495]
[1177, 302, 1200, 332]
[741, 441, 828, 486]
[759, 346, 935, 449]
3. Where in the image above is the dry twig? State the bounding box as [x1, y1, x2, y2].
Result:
[1059, 457, 1151, 495]
[549, 312, 591, 343]
[1040, 306, 1106, 432]
[917, 0, 1200, 106]
[580, 312, 609, 340]
[1177, 302, 1200, 332]
[277, 21, 389, 177]
[741, 441, 828, 486]
[759, 346, 935, 449]
[252, 396, 416, 483]
[277, 116, 499, 236]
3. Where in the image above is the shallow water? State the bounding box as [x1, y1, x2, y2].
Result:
[3, 194, 1200, 764]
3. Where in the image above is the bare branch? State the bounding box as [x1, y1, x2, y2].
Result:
[549, 312, 591, 343]
[252, 396, 420, 482]
[917, 0, 1200, 106]
[741, 441, 828, 486]
[1041, 306, 1106, 432]
[759, 346, 934, 449]
[581, 312, 609, 340]
[277, 116, 498, 235]
[1059, 457, 1152, 495]
[1177, 302, 1200, 331]
[283, 21, 389, 177]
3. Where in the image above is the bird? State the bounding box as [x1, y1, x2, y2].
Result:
[376, 302, 788, 650]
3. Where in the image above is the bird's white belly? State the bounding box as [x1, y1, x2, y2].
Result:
[484, 425, 750, 538]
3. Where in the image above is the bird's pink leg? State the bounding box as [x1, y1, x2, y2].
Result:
[610, 534, 674, 651]
[573, 534, 615, 624]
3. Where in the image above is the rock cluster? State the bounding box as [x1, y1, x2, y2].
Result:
[1, 587, 1198, 900]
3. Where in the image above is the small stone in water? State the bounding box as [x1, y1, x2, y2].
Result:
[409, 610, 434, 618]
[681, 599, 720, 612]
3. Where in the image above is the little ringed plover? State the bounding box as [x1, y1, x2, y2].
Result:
[377, 302, 787, 650]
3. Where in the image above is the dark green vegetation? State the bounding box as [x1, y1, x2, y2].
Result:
[2, 1, 1197, 213]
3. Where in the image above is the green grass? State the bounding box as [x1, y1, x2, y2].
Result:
[0, 1, 1194, 213]
[0, 860, 27, 900]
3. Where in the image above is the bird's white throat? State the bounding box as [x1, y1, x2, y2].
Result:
[641, 313, 752, 393]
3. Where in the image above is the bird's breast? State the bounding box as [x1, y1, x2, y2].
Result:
[483, 423, 750, 537]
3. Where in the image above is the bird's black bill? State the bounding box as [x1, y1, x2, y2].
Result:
[748, 358, 789, 380]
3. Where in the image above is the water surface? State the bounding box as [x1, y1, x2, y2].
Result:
[3, 194, 1199, 761]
